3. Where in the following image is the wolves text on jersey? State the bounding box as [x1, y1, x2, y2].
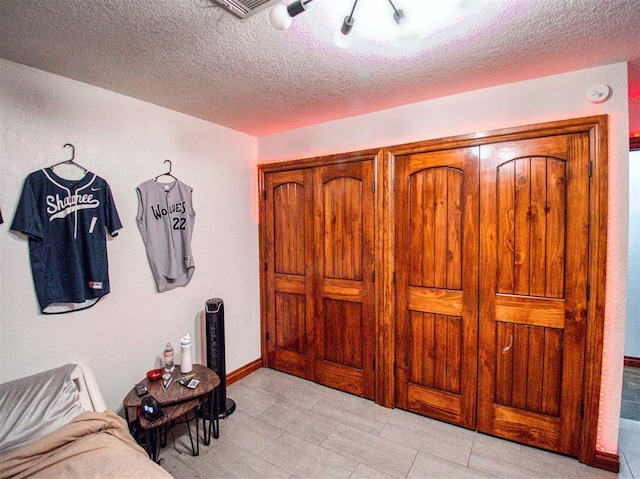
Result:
[150, 201, 187, 220]
[46, 193, 100, 221]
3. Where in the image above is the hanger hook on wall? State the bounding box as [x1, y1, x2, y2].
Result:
[51, 142, 87, 174]
[155, 159, 177, 181]
[63, 143, 75, 161]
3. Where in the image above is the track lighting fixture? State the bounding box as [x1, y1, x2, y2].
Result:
[388, 0, 405, 24]
[270, 0, 408, 44]
[339, 0, 359, 36]
[286, 0, 313, 16]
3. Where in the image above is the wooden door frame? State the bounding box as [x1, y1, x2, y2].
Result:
[258, 115, 611, 470]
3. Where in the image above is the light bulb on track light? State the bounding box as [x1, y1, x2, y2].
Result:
[270, 4, 292, 30]
[334, 28, 354, 48]
[270, 0, 313, 30]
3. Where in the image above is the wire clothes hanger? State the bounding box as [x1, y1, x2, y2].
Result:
[154, 159, 178, 181]
[50, 143, 88, 174]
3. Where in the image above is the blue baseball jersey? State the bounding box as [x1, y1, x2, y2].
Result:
[11, 168, 122, 314]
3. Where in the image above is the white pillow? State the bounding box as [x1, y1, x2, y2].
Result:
[0, 364, 83, 454]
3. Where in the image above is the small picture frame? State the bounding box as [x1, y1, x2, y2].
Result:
[187, 378, 199, 389]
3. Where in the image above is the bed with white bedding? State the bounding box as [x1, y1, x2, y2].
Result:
[0, 364, 172, 479]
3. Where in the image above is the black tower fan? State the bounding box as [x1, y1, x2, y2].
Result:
[205, 298, 236, 418]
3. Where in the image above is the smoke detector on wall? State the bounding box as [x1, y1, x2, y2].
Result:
[213, 0, 280, 18]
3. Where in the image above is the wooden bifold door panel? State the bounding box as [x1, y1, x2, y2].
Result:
[477, 134, 589, 456]
[395, 147, 479, 429]
[264, 169, 315, 380]
[314, 162, 376, 399]
[263, 160, 376, 399]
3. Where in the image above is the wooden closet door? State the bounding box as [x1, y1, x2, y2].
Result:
[314, 161, 376, 399]
[478, 134, 589, 455]
[264, 169, 315, 380]
[395, 148, 479, 428]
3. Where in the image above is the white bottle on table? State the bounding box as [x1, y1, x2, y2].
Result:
[180, 334, 193, 373]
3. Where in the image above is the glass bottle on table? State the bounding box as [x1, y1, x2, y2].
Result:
[163, 342, 175, 372]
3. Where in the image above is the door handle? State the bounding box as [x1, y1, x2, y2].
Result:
[502, 334, 513, 353]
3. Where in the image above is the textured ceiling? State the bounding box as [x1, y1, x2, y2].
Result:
[1, 0, 639, 137]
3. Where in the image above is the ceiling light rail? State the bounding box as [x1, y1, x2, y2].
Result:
[340, 0, 358, 36]
[269, 0, 407, 43]
[388, 0, 406, 25]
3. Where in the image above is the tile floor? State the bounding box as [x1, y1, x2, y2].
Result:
[622, 366, 640, 421]
[158, 368, 640, 478]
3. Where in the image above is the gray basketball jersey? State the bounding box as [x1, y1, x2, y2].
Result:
[136, 179, 195, 292]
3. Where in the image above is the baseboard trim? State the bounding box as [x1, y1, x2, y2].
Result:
[227, 358, 262, 386]
[589, 450, 620, 473]
[624, 356, 640, 368]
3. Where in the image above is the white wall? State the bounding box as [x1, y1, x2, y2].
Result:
[259, 62, 630, 455]
[0, 60, 260, 411]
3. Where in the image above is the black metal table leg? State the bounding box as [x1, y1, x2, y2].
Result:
[203, 390, 218, 445]
[185, 411, 198, 456]
[201, 400, 208, 445]
[196, 407, 200, 455]
[160, 423, 167, 447]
